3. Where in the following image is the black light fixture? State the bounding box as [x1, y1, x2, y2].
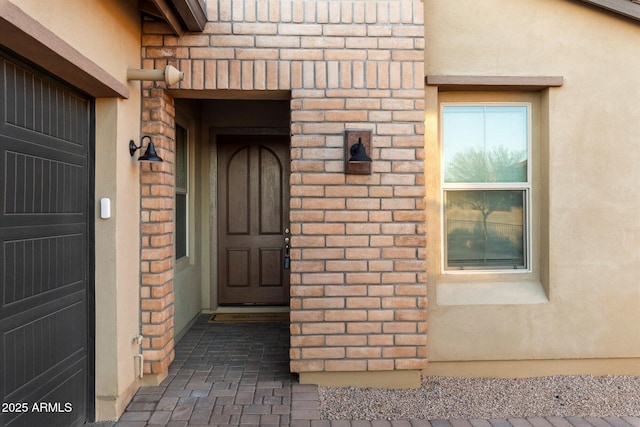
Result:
[349, 137, 372, 162]
[129, 135, 163, 162]
[344, 130, 373, 175]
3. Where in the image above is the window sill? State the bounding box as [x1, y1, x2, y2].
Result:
[175, 256, 191, 272]
[436, 280, 548, 306]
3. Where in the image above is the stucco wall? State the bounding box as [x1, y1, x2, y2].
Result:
[424, 0, 640, 374]
[172, 100, 203, 338]
[8, 0, 140, 81]
[7, 0, 145, 418]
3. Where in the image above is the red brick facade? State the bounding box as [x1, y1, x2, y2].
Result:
[140, 0, 426, 378]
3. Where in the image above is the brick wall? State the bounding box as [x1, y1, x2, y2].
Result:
[141, 0, 427, 378]
[140, 88, 176, 375]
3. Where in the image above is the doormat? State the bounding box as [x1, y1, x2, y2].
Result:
[208, 312, 290, 323]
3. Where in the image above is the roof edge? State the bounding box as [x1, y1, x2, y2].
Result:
[578, 0, 640, 22]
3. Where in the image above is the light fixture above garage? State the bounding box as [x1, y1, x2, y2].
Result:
[129, 135, 163, 162]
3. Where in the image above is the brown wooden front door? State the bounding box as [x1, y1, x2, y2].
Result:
[217, 135, 290, 305]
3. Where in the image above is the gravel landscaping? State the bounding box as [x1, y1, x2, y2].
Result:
[319, 375, 640, 420]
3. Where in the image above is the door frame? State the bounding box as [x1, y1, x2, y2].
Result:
[209, 127, 290, 309]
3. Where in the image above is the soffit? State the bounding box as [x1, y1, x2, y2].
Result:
[139, 0, 206, 34]
[578, 0, 640, 22]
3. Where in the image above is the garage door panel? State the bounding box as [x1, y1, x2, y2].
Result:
[0, 128, 89, 160]
[0, 288, 85, 336]
[2, 298, 86, 396]
[1, 132, 88, 167]
[1, 283, 86, 326]
[3, 150, 86, 216]
[3, 234, 85, 307]
[0, 224, 86, 240]
[2, 360, 86, 427]
[2, 60, 90, 149]
[0, 52, 91, 426]
[0, 216, 86, 231]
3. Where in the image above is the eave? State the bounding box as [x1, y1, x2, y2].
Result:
[171, 0, 207, 32]
[139, 0, 207, 35]
[578, 0, 640, 22]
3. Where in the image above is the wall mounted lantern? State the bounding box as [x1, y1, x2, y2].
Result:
[349, 138, 372, 162]
[344, 129, 373, 175]
[129, 135, 163, 162]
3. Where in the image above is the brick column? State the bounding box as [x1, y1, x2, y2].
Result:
[139, 86, 176, 377]
[288, 91, 427, 378]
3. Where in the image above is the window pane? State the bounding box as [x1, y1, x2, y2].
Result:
[175, 124, 187, 260]
[443, 106, 528, 183]
[176, 124, 187, 190]
[176, 193, 187, 259]
[445, 190, 526, 269]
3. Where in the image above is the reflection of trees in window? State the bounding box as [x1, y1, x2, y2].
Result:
[442, 104, 531, 270]
[446, 191, 524, 267]
[445, 146, 526, 183]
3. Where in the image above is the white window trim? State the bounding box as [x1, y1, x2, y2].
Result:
[439, 102, 533, 275]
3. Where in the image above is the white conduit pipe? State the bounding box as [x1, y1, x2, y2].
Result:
[127, 65, 184, 86]
[133, 335, 144, 379]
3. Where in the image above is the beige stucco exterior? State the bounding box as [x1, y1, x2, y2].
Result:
[424, 0, 640, 375]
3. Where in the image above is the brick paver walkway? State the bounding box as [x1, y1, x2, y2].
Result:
[87, 315, 639, 427]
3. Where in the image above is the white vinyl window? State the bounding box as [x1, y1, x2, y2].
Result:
[442, 104, 531, 271]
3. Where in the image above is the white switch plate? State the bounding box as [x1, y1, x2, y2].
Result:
[100, 198, 111, 219]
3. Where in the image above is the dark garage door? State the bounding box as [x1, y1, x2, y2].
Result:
[0, 53, 92, 427]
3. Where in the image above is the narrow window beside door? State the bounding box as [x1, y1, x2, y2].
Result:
[175, 123, 188, 259]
